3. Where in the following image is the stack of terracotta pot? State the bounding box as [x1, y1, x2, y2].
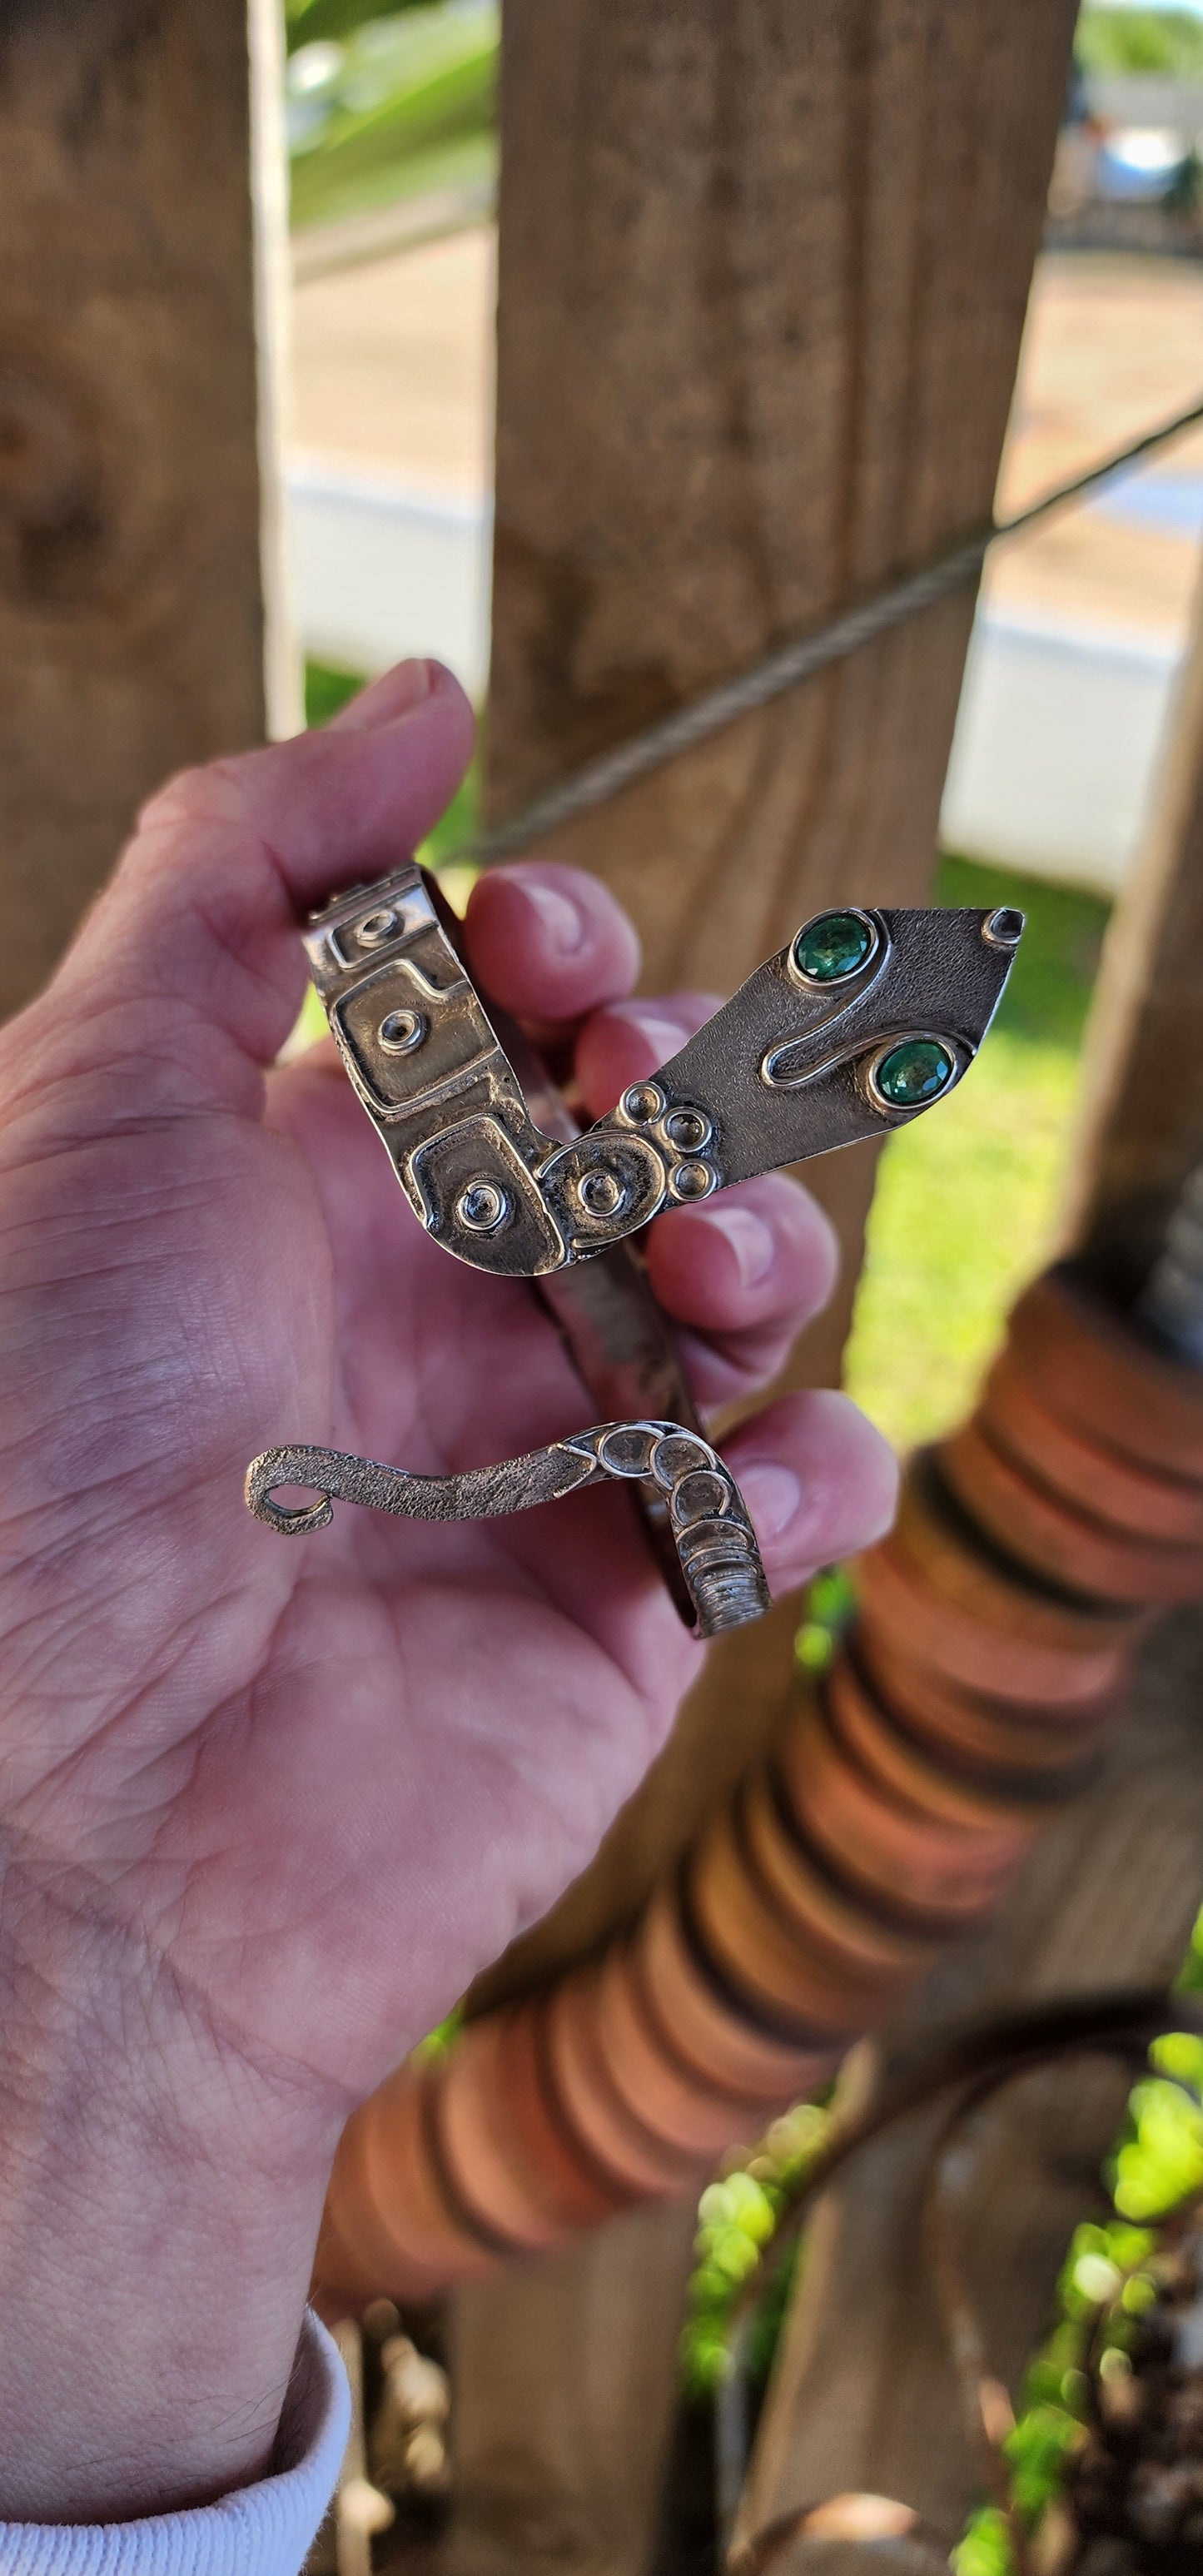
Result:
[316, 1261, 1203, 2307]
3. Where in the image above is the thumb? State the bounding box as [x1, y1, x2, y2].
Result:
[13, 659, 475, 1118]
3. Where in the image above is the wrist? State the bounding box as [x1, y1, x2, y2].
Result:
[0, 1868, 342, 2520]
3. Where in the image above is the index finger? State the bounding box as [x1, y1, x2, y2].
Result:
[463, 863, 641, 1032]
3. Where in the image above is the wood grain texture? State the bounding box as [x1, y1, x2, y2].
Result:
[1065, 578, 1203, 1299]
[473, 0, 1075, 2004]
[0, 0, 276, 1021]
[445, 2196, 699, 2576]
[447, 16, 1076, 2576]
[739, 1606, 1203, 2554]
[489, 0, 1075, 987]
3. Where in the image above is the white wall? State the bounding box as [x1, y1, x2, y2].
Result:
[287, 459, 492, 697]
[941, 609, 1183, 893]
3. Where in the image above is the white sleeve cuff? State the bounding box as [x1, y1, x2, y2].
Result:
[0, 2311, 350, 2576]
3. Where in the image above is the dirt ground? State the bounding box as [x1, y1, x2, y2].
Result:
[289, 236, 1203, 640]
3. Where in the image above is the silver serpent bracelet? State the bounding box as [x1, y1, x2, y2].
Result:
[245, 1420, 768, 1641]
[245, 878, 1021, 1634]
[299, 873, 1021, 1276]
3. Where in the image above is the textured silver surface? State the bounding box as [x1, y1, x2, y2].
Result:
[245, 1421, 770, 1639]
[264, 878, 1021, 1639]
[304, 873, 1022, 1280]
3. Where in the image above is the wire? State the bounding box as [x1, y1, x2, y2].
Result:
[463, 391, 1203, 870]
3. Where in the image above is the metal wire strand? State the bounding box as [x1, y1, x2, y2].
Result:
[464, 394, 1203, 870]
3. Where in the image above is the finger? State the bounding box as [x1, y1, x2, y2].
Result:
[645, 1173, 838, 1341]
[464, 863, 640, 1032]
[723, 1390, 898, 1594]
[574, 992, 718, 1121]
[649, 1176, 839, 1410]
[35, 658, 475, 1102]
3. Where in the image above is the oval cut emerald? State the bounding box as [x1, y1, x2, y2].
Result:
[793, 910, 873, 983]
[876, 1037, 954, 1109]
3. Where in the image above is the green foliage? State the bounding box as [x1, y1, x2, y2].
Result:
[947, 1914, 1203, 2574]
[1175, 1902, 1203, 1993]
[304, 659, 365, 727]
[1076, 4, 1203, 78]
[287, 0, 430, 52]
[953, 2507, 1013, 2576]
[679, 1906, 1203, 2547]
[410, 2002, 465, 2067]
[288, 0, 498, 234]
[843, 856, 1110, 1454]
[679, 2101, 831, 2399]
[1111, 2076, 1203, 2219]
[794, 1564, 857, 1677]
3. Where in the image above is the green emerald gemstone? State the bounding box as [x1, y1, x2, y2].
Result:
[876, 1037, 954, 1109]
[793, 910, 873, 983]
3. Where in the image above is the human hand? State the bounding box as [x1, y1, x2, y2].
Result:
[0, 659, 895, 2519]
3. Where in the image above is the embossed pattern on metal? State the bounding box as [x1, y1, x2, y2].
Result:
[304, 875, 1022, 1279]
[245, 1421, 770, 1640]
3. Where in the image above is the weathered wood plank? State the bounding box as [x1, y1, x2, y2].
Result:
[446, 2199, 699, 2576]
[474, 0, 1076, 2022]
[0, 0, 291, 1022]
[448, 12, 1076, 2576]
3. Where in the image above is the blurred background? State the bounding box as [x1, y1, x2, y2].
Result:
[281, 0, 1203, 1456]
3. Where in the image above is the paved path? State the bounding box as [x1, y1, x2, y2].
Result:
[291, 226, 495, 497]
[287, 236, 1203, 886]
[989, 250, 1203, 641]
[290, 238, 1203, 639]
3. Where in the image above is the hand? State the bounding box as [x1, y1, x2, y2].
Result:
[0, 660, 895, 2519]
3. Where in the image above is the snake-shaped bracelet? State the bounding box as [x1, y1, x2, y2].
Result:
[246, 1420, 768, 1642]
[246, 878, 1021, 1634]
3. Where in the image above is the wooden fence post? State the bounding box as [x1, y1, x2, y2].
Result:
[446, 9, 1076, 2574]
[471, 0, 1077, 2003]
[0, 0, 294, 1023]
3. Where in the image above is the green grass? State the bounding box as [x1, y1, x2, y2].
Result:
[843, 856, 1111, 1455]
[1076, 2, 1203, 78]
[304, 659, 365, 727]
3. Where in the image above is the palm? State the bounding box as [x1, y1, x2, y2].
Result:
[0, 1027, 697, 2116]
[0, 674, 902, 2529]
[0, 679, 891, 2146]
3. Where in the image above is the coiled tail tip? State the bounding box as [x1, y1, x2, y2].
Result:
[244, 1448, 335, 1536]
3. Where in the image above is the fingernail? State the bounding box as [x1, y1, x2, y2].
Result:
[695, 1205, 775, 1288]
[612, 1006, 689, 1067]
[334, 659, 435, 730]
[513, 874, 587, 957]
[738, 1463, 803, 1543]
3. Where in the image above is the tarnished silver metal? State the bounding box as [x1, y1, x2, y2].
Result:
[302, 871, 1022, 1279]
[248, 876, 1022, 1638]
[245, 1421, 769, 1640]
